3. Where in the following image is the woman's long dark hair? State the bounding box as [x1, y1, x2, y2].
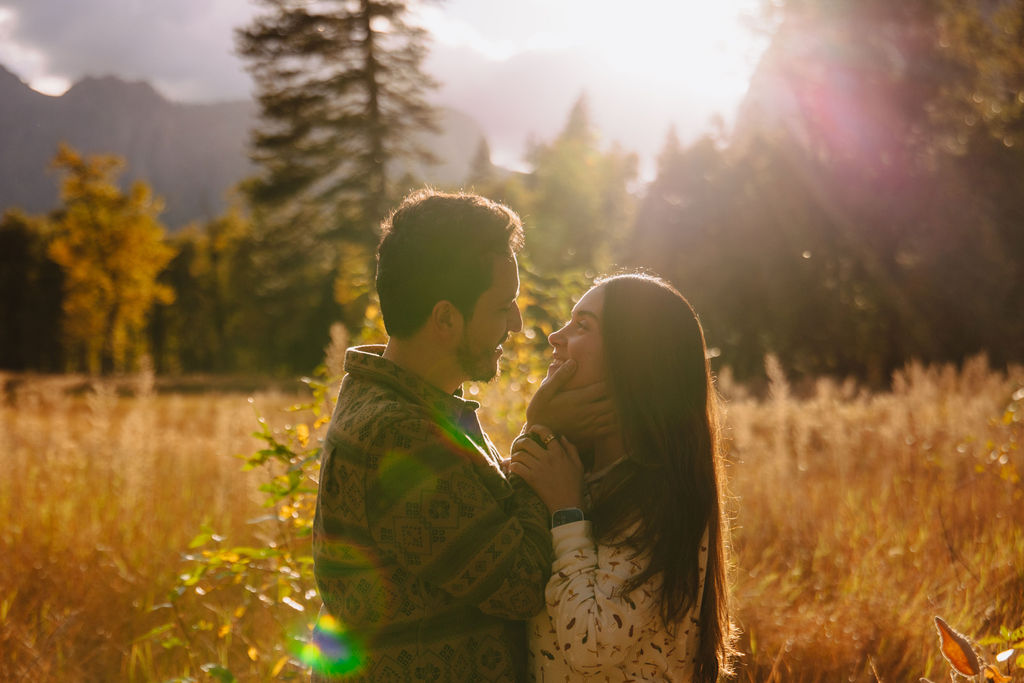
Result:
[588, 273, 736, 682]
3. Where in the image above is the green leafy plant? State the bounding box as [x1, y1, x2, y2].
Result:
[138, 369, 337, 682]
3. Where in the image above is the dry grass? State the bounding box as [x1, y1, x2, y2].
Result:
[717, 355, 1024, 682]
[0, 371, 302, 681]
[1, 354, 1021, 681]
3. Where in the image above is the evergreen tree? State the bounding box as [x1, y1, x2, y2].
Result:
[467, 136, 496, 189]
[624, 0, 1024, 382]
[237, 0, 437, 235]
[928, 0, 1024, 152]
[0, 209, 64, 371]
[150, 207, 257, 373]
[526, 95, 637, 272]
[235, 0, 438, 368]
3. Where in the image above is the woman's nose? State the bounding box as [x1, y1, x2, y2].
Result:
[548, 324, 566, 346]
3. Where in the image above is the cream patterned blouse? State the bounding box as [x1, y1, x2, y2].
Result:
[527, 466, 708, 682]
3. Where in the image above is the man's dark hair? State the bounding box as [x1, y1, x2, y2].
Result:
[376, 189, 524, 338]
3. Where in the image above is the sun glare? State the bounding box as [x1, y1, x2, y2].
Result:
[412, 0, 769, 155]
[573, 0, 767, 108]
[416, 0, 766, 102]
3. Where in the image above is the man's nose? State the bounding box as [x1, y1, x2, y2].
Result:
[508, 303, 523, 333]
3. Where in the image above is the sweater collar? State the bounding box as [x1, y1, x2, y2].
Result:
[343, 344, 482, 423]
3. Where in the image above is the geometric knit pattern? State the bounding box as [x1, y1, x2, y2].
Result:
[312, 346, 552, 682]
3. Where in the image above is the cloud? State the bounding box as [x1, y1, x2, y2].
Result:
[0, 0, 255, 101]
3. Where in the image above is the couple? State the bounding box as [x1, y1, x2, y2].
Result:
[311, 189, 735, 682]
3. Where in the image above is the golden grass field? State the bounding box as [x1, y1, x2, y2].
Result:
[1, 353, 1021, 682]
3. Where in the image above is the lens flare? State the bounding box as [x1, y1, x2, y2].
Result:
[298, 614, 365, 677]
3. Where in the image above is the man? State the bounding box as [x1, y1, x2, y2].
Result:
[312, 189, 570, 681]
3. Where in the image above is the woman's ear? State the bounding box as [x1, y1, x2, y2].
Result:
[429, 300, 464, 342]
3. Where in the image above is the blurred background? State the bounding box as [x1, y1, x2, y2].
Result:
[0, 1, 1022, 681]
[2, 0, 1020, 383]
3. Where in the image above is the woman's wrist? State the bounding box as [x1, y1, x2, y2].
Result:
[544, 494, 583, 514]
[551, 519, 593, 558]
[551, 507, 585, 527]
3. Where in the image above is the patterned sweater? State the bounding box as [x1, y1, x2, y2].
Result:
[527, 464, 708, 682]
[312, 346, 552, 682]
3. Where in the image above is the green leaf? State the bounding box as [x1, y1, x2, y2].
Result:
[134, 622, 174, 642]
[160, 636, 185, 650]
[188, 531, 213, 549]
[200, 663, 237, 682]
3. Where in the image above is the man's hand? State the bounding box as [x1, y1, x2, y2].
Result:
[525, 359, 617, 444]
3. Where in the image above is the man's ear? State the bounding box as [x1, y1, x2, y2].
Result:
[429, 300, 464, 342]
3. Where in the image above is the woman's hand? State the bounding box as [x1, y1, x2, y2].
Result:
[508, 425, 584, 514]
[525, 360, 618, 444]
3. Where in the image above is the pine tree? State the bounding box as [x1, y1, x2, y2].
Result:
[526, 94, 637, 272]
[236, 0, 437, 241]
[150, 207, 256, 373]
[235, 0, 438, 366]
[467, 136, 496, 188]
[0, 209, 64, 371]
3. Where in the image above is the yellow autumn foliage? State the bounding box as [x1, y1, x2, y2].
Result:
[46, 144, 175, 373]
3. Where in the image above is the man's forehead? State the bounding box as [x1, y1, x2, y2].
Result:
[487, 254, 519, 297]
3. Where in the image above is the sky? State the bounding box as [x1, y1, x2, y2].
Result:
[0, 0, 771, 176]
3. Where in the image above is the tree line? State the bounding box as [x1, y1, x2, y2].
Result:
[1, 0, 1021, 384]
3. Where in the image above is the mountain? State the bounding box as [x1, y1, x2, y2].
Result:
[0, 65, 486, 229]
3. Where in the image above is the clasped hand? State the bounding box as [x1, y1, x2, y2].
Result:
[507, 425, 584, 514]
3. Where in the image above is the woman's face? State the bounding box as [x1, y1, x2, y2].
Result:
[547, 284, 607, 390]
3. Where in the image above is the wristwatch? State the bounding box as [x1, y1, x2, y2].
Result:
[551, 507, 585, 528]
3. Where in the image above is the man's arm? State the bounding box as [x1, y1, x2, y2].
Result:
[365, 416, 551, 619]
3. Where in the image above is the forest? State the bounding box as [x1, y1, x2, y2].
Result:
[1, 0, 1021, 386]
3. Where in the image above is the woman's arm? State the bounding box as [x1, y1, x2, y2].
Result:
[543, 521, 658, 674]
[510, 432, 656, 673]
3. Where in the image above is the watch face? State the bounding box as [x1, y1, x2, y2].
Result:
[552, 508, 585, 527]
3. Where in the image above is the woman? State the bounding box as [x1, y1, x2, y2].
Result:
[509, 272, 736, 682]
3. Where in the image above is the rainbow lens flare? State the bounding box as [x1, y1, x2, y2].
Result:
[298, 614, 365, 677]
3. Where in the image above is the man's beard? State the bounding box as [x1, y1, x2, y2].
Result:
[456, 333, 502, 383]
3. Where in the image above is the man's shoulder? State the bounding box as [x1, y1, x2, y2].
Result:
[327, 373, 440, 449]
